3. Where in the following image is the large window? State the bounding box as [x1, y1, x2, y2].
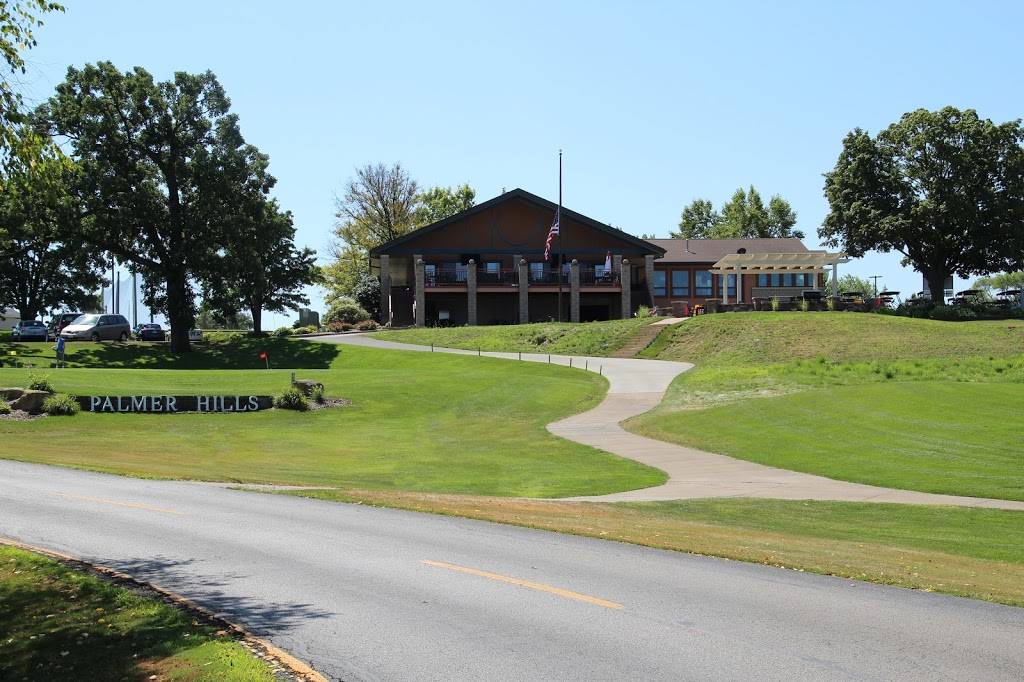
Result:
[727, 274, 737, 297]
[485, 261, 500, 274]
[652, 271, 667, 297]
[529, 262, 545, 281]
[671, 270, 689, 296]
[695, 270, 713, 297]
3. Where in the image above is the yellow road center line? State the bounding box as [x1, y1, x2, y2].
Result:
[49, 491, 185, 516]
[421, 559, 623, 610]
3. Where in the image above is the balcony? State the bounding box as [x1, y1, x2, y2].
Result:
[477, 267, 518, 286]
[528, 266, 569, 285]
[579, 266, 619, 286]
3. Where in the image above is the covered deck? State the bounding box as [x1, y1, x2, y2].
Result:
[711, 251, 850, 305]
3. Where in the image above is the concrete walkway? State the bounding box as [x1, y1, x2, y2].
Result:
[319, 333, 1024, 511]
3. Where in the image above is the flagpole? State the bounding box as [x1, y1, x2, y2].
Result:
[557, 149, 563, 322]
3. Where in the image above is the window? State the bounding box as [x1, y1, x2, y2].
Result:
[757, 274, 768, 287]
[595, 264, 607, 278]
[485, 262, 500, 274]
[529, 262, 545, 281]
[453, 262, 468, 282]
[696, 270, 713, 297]
[771, 273, 782, 287]
[671, 270, 689, 296]
[728, 274, 737, 297]
[424, 264, 436, 282]
[652, 271, 667, 297]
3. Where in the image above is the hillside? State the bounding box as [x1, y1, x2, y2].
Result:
[642, 312, 1024, 365]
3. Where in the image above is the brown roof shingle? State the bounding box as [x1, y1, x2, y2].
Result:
[645, 238, 812, 263]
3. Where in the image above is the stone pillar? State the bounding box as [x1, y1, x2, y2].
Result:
[736, 268, 743, 304]
[517, 258, 529, 324]
[570, 259, 580, 323]
[612, 254, 622, 278]
[414, 255, 425, 327]
[721, 271, 729, 304]
[467, 259, 477, 326]
[379, 254, 391, 325]
[644, 254, 656, 305]
[621, 259, 632, 319]
[831, 262, 839, 299]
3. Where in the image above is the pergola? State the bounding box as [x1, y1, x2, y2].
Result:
[711, 252, 850, 304]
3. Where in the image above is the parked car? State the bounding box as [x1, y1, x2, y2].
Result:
[60, 313, 132, 342]
[135, 323, 166, 341]
[48, 312, 84, 338]
[11, 320, 47, 341]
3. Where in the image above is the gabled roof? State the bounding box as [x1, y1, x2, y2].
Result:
[370, 188, 665, 257]
[647, 238, 811, 263]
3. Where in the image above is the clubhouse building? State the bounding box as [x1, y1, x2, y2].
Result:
[371, 188, 845, 326]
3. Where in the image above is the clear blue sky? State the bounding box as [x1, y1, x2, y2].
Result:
[22, 0, 1024, 326]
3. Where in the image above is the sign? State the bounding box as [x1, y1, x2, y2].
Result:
[76, 395, 273, 413]
[921, 275, 955, 300]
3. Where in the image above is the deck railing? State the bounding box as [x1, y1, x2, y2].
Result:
[477, 268, 519, 286]
[579, 266, 619, 286]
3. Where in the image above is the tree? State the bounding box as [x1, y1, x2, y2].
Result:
[413, 184, 475, 226]
[673, 188, 803, 239]
[203, 197, 317, 336]
[673, 198, 720, 239]
[821, 107, 1024, 304]
[823, 273, 877, 298]
[0, 127, 105, 319]
[333, 162, 419, 254]
[1, 0, 63, 150]
[349, 270, 380, 319]
[973, 271, 1024, 294]
[45, 62, 274, 351]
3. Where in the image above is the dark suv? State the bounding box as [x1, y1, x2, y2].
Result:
[48, 312, 83, 338]
[60, 314, 132, 342]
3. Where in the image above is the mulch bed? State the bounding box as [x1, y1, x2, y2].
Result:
[0, 409, 45, 421]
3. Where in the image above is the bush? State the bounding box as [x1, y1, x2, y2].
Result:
[799, 299, 810, 312]
[43, 393, 79, 416]
[27, 372, 54, 393]
[324, 297, 370, 325]
[273, 326, 294, 337]
[0, 400, 10, 415]
[770, 297, 781, 312]
[826, 297, 836, 312]
[292, 325, 319, 335]
[351, 271, 382, 320]
[354, 319, 379, 331]
[327, 321, 353, 333]
[273, 388, 309, 411]
[311, 385, 325, 404]
[929, 305, 977, 321]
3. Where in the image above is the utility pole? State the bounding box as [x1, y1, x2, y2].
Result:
[869, 275, 882, 297]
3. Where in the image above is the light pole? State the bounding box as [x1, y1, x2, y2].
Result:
[869, 275, 882, 297]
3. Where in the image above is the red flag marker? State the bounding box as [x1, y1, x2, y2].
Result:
[259, 351, 269, 369]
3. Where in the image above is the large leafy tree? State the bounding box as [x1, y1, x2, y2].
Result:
[1, 0, 63, 151]
[0, 127, 105, 319]
[673, 188, 802, 239]
[44, 62, 274, 351]
[412, 183, 475, 226]
[821, 107, 1024, 302]
[203, 196, 317, 336]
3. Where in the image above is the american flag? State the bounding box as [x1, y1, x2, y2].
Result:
[543, 217, 560, 261]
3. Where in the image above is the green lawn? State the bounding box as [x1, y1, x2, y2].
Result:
[629, 313, 1024, 500]
[0, 544, 273, 680]
[641, 312, 1024, 364]
[0, 339, 664, 497]
[373, 318, 657, 356]
[282, 489, 1024, 607]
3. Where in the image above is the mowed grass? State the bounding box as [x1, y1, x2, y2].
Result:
[373, 318, 657, 356]
[281, 489, 1024, 607]
[0, 340, 664, 497]
[641, 312, 1024, 364]
[630, 313, 1024, 500]
[0, 544, 273, 680]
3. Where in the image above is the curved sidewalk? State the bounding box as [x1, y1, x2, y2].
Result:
[319, 333, 1024, 511]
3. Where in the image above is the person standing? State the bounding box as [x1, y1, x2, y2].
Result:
[53, 335, 66, 366]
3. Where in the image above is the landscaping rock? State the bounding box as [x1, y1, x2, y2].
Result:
[0, 388, 25, 401]
[11, 389, 50, 414]
[291, 379, 324, 397]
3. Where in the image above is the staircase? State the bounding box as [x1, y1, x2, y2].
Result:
[609, 322, 667, 358]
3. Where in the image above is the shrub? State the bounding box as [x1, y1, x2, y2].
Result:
[354, 319, 379, 331]
[929, 305, 977, 321]
[292, 325, 319, 335]
[327, 321, 353, 332]
[311, 385, 325, 404]
[324, 298, 371, 325]
[351, 271, 381, 320]
[273, 388, 309, 411]
[770, 297, 781, 312]
[43, 393, 79, 416]
[826, 297, 836, 312]
[27, 372, 54, 393]
[799, 299, 809, 312]
[0, 400, 10, 415]
[635, 305, 652, 318]
[273, 326, 294, 337]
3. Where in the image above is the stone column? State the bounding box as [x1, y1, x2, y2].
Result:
[831, 262, 839, 298]
[644, 254, 656, 305]
[722, 271, 730, 304]
[414, 255, 425, 327]
[621, 259, 632, 319]
[517, 257, 529, 324]
[735, 267, 743, 304]
[379, 254, 391, 325]
[612, 254, 622, 278]
[570, 259, 580, 323]
[467, 259, 477, 326]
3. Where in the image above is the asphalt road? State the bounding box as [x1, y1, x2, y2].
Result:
[2, 460, 1022, 681]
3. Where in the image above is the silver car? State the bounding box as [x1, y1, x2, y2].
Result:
[11, 320, 48, 341]
[60, 314, 132, 342]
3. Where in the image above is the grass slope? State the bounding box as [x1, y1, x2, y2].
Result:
[0, 545, 273, 680]
[0, 340, 663, 497]
[642, 312, 1024, 364]
[373, 318, 656, 356]
[282, 489, 1024, 607]
[631, 313, 1024, 500]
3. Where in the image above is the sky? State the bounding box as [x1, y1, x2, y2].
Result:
[20, 0, 1024, 327]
